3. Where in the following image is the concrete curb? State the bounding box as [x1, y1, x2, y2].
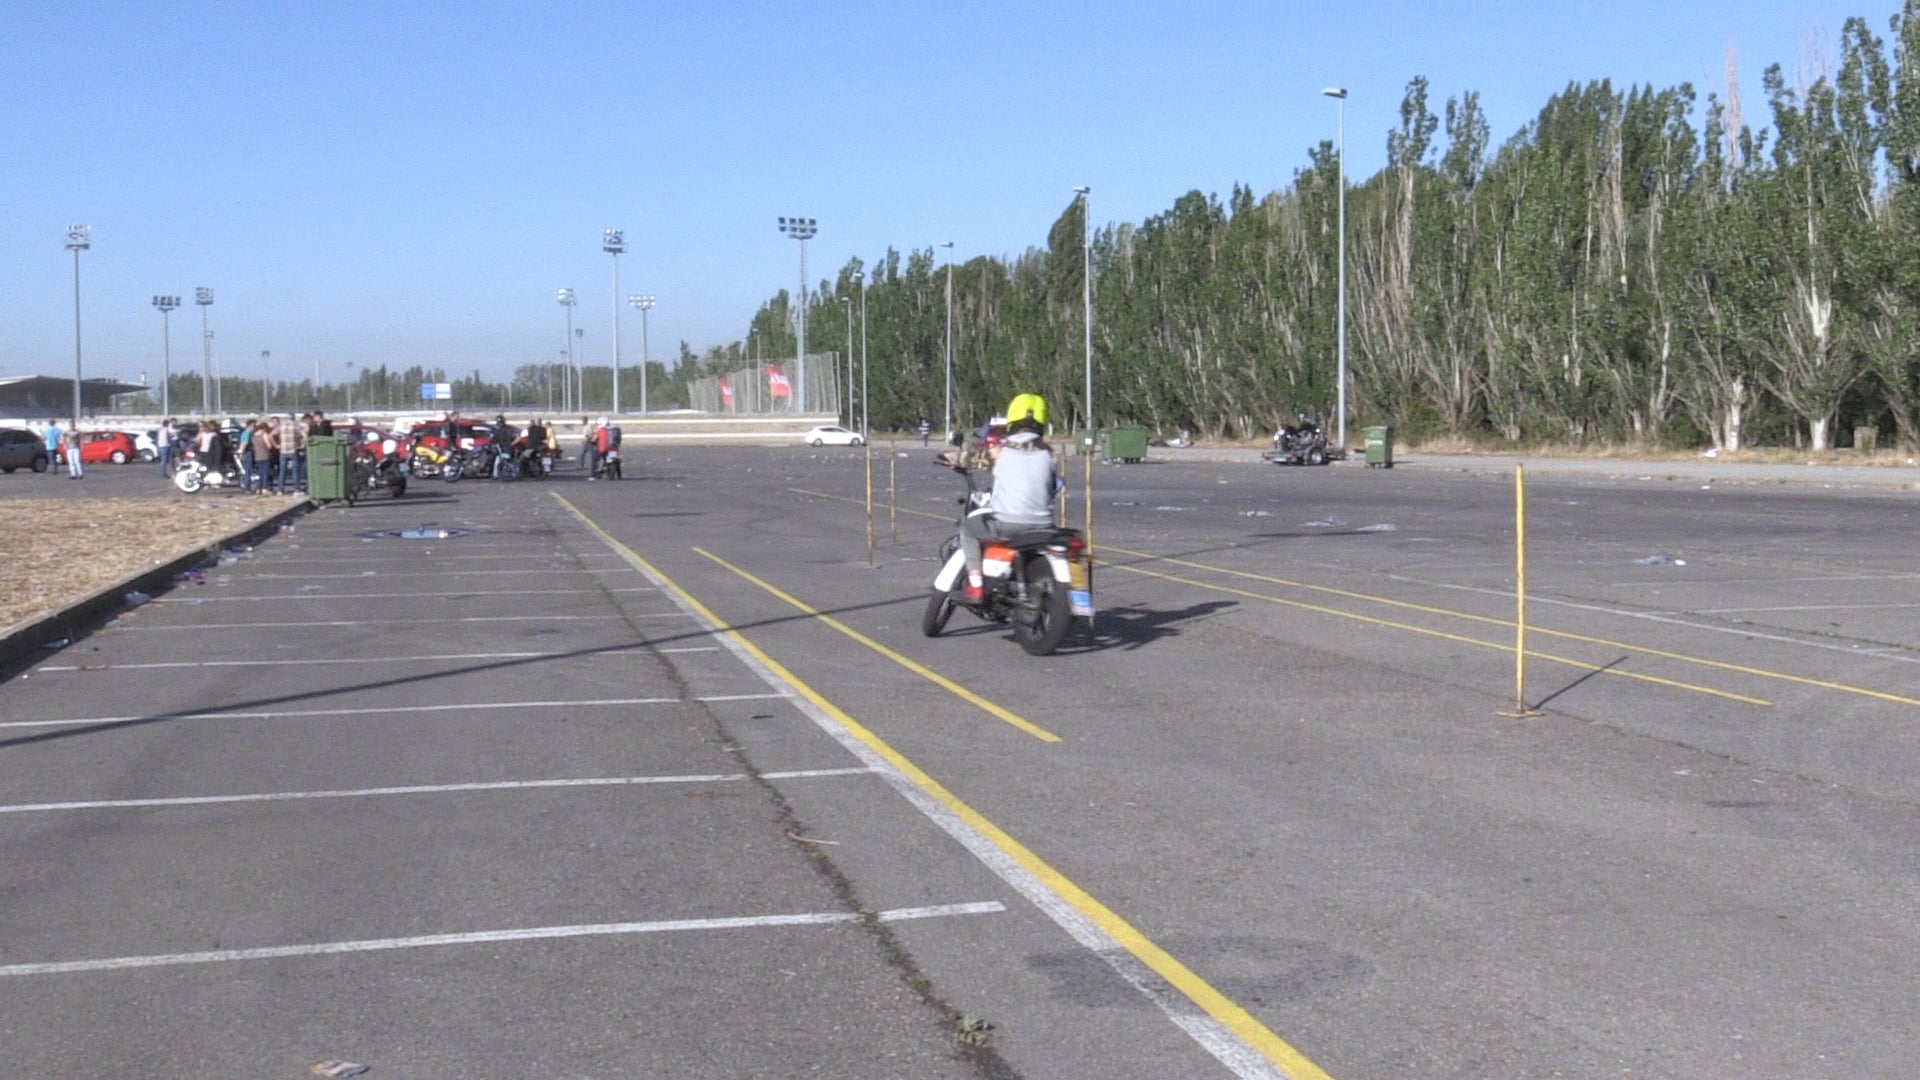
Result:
[0, 500, 314, 678]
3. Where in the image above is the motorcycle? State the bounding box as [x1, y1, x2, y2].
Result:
[920, 466, 1093, 656]
[408, 437, 454, 480]
[172, 440, 245, 493]
[1263, 414, 1331, 466]
[349, 448, 409, 499]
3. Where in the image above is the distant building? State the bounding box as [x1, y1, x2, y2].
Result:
[0, 375, 149, 421]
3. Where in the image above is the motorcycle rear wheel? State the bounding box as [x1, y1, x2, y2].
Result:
[921, 591, 957, 637]
[174, 469, 203, 494]
[1012, 556, 1074, 656]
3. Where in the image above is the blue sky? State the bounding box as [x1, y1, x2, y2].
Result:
[0, 0, 1877, 395]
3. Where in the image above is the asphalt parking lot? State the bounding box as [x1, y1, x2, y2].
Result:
[5, 446, 1920, 1078]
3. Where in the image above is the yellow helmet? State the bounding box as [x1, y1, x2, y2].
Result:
[1006, 393, 1048, 427]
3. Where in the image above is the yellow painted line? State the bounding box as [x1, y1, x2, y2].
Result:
[691, 547, 1060, 743]
[553, 494, 1330, 1079]
[1106, 544, 1915, 708]
[1111, 562, 1772, 706]
[792, 486, 1777, 706]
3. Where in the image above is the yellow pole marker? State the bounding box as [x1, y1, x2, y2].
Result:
[694, 547, 1061, 742]
[1112, 562, 1771, 706]
[1502, 465, 1542, 718]
[793, 484, 1796, 708]
[1084, 436, 1096, 637]
[552, 494, 1332, 1080]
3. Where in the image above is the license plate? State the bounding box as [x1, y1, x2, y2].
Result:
[1069, 589, 1093, 617]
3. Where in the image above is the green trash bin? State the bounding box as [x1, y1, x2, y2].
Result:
[1100, 425, 1150, 464]
[307, 434, 350, 500]
[1363, 424, 1394, 468]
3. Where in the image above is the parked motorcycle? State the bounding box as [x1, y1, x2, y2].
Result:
[1263, 414, 1331, 466]
[349, 449, 409, 499]
[171, 441, 245, 493]
[408, 437, 453, 480]
[920, 467, 1092, 656]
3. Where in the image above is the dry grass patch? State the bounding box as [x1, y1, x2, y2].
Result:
[0, 495, 301, 630]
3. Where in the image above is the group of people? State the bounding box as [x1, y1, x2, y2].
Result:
[155, 411, 336, 495]
[581, 416, 623, 479]
[38, 420, 85, 479]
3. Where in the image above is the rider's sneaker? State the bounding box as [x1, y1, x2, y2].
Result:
[961, 580, 986, 606]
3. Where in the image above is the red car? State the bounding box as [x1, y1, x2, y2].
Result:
[335, 423, 406, 461]
[406, 418, 499, 453]
[79, 431, 139, 464]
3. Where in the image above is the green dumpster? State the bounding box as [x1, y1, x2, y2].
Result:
[1363, 424, 1394, 468]
[1100, 426, 1150, 464]
[307, 434, 351, 500]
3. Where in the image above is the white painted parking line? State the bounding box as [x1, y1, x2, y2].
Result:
[0, 694, 784, 730]
[0, 768, 876, 814]
[234, 568, 640, 580]
[106, 614, 688, 631]
[37, 649, 656, 672]
[0, 901, 1008, 977]
[152, 587, 658, 602]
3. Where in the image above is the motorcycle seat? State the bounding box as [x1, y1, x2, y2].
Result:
[1004, 526, 1080, 548]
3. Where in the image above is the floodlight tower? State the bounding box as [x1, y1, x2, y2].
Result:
[558, 288, 577, 413]
[66, 225, 90, 422]
[629, 294, 654, 415]
[152, 295, 180, 417]
[603, 229, 625, 415]
[777, 216, 817, 412]
[195, 287, 215, 415]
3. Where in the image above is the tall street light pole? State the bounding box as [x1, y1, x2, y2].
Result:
[840, 296, 854, 426]
[778, 216, 817, 413]
[260, 350, 271, 411]
[630, 294, 654, 416]
[855, 269, 868, 437]
[1323, 86, 1349, 452]
[152, 295, 179, 418]
[66, 225, 90, 423]
[603, 229, 625, 416]
[1073, 186, 1094, 548]
[195, 287, 215, 416]
[558, 288, 577, 414]
[940, 240, 955, 440]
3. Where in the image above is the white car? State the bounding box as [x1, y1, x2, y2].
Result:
[803, 425, 865, 447]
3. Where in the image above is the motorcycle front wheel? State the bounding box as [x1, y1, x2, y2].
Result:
[921, 591, 956, 637]
[1012, 556, 1074, 656]
[174, 468, 203, 494]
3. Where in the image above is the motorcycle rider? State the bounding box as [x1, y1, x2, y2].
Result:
[950, 393, 1056, 606]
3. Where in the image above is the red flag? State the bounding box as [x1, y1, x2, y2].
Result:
[766, 365, 791, 398]
[718, 376, 734, 407]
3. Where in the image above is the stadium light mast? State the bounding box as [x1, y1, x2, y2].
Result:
[777, 216, 817, 412]
[152, 295, 180, 417]
[195, 287, 215, 415]
[629, 293, 654, 416]
[603, 229, 625, 415]
[1323, 86, 1349, 451]
[66, 225, 90, 422]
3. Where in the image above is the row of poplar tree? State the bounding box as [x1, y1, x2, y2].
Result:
[696, 6, 1920, 450]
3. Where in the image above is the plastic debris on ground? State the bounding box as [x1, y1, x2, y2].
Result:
[42, 638, 69, 650]
[1240, 510, 1273, 517]
[1634, 554, 1686, 566]
[1304, 518, 1343, 528]
[310, 1063, 371, 1078]
[1355, 523, 1398, 532]
[124, 591, 151, 607]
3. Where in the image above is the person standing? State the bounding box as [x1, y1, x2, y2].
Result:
[43, 419, 62, 479]
[249, 420, 276, 496]
[275, 412, 304, 494]
[918, 417, 932, 447]
[157, 418, 176, 476]
[64, 425, 84, 479]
